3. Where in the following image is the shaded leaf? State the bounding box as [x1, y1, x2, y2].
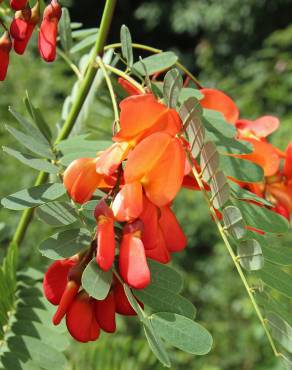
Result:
[222, 206, 246, 240]
[148, 259, 183, 293]
[230, 182, 273, 207]
[232, 199, 289, 234]
[221, 155, 264, 183]
[70, 33, 97, 54]
[151, 312, 213, 355]
[143, 321, 171, 367]
[3, 147, 58, 174]
[59, 8, 72, 53]
[120, 25, 133, 68]
[267, 312, 292, 353]
[123, 284, 145, 321]
[81, 259, 112, 300]
[1, 183, 66, 211]
[237, 239, 264, 271]
[134, 285, 196, 319]
[163, 68, 183, 108]
[257, 261, 292, 299]
[39, 228, 91, 260]
[36, 202, 77, 227]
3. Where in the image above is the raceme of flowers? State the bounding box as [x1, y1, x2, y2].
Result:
[42, 82, 292, 343]
[0, 0, 62, 81]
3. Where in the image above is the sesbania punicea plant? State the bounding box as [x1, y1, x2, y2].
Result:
[1, 0, 292, 368]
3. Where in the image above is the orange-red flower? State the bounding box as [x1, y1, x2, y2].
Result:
[0, 32, 12, 81]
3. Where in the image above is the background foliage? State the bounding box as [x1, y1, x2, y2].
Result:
[1, 0, 292, 369]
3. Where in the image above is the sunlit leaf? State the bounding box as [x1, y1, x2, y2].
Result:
[151, 312, 213, 355]
[180, 97, 204, 158]
[222, 206, 246, 240]
[203, 109, 236, 138]
[230, 182, 273, 206]
[82, 259, 112, 300]
[200, 141, 219, 182]
[210, 171, 230, 209]
[237, 239, 264, 271]
[1, 183, 66, 211]
[179, 88, 203, 104]
[163, 68, 183, 108]
[133, 52, 178, 75]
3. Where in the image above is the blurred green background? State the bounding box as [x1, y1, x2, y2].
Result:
[1, 0, 292, 369]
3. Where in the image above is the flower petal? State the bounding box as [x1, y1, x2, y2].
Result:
[236, 116, 279, 138]
[284, 142, 292, 181]
[96, 217, 116, 271]
[200, 88, 239, 124]
[94, 292, 116, 333]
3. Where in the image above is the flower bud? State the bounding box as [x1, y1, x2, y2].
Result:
[38, 0, 62, 62]
[0, 32, 12, 81]
[10, 6, 31, 41]
[10, 0, 28, 11]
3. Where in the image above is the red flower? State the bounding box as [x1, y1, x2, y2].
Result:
[10, 7, 31, 41]
[119, 221, 150, 289]
[0, 32, 12, 81]
[10, 0, 27, 11]
[66, 292, 100, 343]
[94, 200, 116, 271]
[113, 277, 142, 316]
[94, 291, 116, 333]
[14, 2, 40, 55]
[38, 0, 62, 62]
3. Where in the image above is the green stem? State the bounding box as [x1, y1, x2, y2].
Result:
[104, 42, 202, 88]
[56, 47, 82, 79]
[96, 56, 120, 125]
[186, 151, 280, 357]
[11, 0, 117, 246]
[103, 63, 146, 93]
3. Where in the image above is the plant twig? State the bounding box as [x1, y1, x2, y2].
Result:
[104, 42, 202, 89]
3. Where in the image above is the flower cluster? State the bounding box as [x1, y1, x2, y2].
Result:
[42, 80, 291, 343]
[0, 0, 62, 81]
[200, 88, 292, 222]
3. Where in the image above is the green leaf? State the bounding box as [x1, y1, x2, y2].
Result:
[232, 199, 289, 234]
[163, 68, 183, 108]
[1, 183, 66, 211]
[120, 25, 133, 68]
[237, 239, 264, 271]
[222, 206, 246, 240]
[70, 33, 97, 54]
[133, 52, 178, 76]
[36, 202, 77, 227]
[255, 293, 292, 327]
[2, 147, 58, 174]
[179, 88, 203, 104]
[151, 312, 213, 355]
[5, 125, 53, 159]
[9, 106, 49, 145]
[56, 135, 110, 154]
[148, 259, 183, 293]
[230, 182, 273, 207]
[39, 228, 91, 260]
[257, 261, 292, 299]
[72, 27, 98, 39]
[262, 244, 292, 266]
[143, 321, 171, 367]
[210, 171, 230, 209]
[123, 284, 145, 321]
[267, 312, 292, 354]
[221, 155, 264, 183]
[179, 97, 204, 158]
[81, 259, 112, 300]
[7, 336, 67, 370]
[24, 92, 52, 142]
[203, 109, 236, 138]
[134, 285, 196, 319]
[59, 8, 73, 53]
[200, 141, 219, 182]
